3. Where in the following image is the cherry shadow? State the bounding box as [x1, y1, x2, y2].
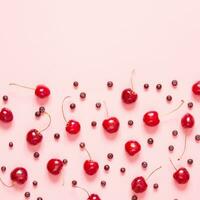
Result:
[35, 97, 50, 105]
[0, 121, 13, 129]
[121, 101, 137, 111]
[66, 132, 80, 141]
[102, 128, 118, 140]
[83, 171, 98, 182]
[48, 173, 62, 183]
[26, 142, 42, 152]
[143, 124, 159, 134]
[125, 152, 140, 163]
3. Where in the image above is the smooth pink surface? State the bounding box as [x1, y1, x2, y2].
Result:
[0, 0, 200, 199]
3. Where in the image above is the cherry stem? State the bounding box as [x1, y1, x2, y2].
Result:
[178, 135, 187, 161]
[9, 83, 35, 90]
[163, 100, 184, 116]
[169, 158, 177, 171]
[62, 96, 71, 122]
[39, 112, 52, 133]
[0, 177, 13, 188]
[103, 101, 109, 117]
[130, 69, 135, 90]
[146, 166, 162, 180]
[73, 185, 90, 197]
[84, 147, 92, 160]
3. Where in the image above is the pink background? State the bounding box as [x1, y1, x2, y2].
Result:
[0, 0, 200, 199]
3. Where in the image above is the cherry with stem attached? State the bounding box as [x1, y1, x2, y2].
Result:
[73, 184, 101, 200]
[143, 100, 184, 127]
[170, 159, 190, 184]
[102, 101, 120, 133]
[131, 166, 162, 193]
[9, 83, 50, 98]
[26, 111, 51, 145]
[62, 96, 81, 135]
[121, 69, 138, 104]
[80, 143, 99, 176]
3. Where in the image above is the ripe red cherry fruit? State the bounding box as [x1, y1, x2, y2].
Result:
[192, 81, 200, 95]
[102, 102, 120, 133]
[0, 107, 13, 122]
[10, 167, 28, 185]
[80, 143, 99, 176]
[125, 140, 141, 156]
[62, 96, 81, 135]
[131, 166, 162, 193]
[181, 113, 195, 128]
[26, 111, 51, 145]
[143, 100, 184, 127]
[121, 70, 138, 104]
[47, 159, 63, 175]
[9, 83, 50, 98]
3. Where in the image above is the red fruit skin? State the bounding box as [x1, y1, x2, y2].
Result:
[131, 176, 148, 193]
[83, 160, 99, 176]
[173, 168, 190, 184]
[47, 159, 63, 175]
[35, 85, 50, 98]
[181, 113, 195, 128]
[121, 88, 138, 104]
[88, 194, 101, 200]
[102, 117, 120, 133]
[143, 111, 160, 127]
[0, 108, 13, 122]
[192, 81, 200, 95]
[26, 129, 43, 145]
[66, 120, 81, 134]
[125, 140, 141, 156]
[10, 167, 28, 184]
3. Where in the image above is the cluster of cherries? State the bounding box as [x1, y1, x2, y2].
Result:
[0, 78, 200, 199]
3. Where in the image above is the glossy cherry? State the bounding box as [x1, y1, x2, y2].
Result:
[102, 117, 120, 133]
[10, 167, 28, 185]
[9, 83, 50, 98]
[62, 96, 81, 135]
[47, 159, 63, 175]
[173, 168, 190, 184]
[125, 140, 141, 156]
[192, 81, 200, 95]
[181, 113, 195, 128]
[143, 111, 160, 127]
[0, 107, 13, 122]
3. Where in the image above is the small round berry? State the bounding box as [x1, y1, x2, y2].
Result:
[72, 180, 77, 186]
[107, 153, 113, 160]
[70, 103, 76, 110]
[1, 166, 6, 172]
[104, 165, 110, 171]
[147, 138, 154, 145]
[128, 120, 134, 126]
[101, 180, 106, 187]
[195, 134, 200, 141]
[54, 133, 60, 140]
[24, 192, 30, 198]
[32, 180, 38, 186]
[188, 102, 193, 109]
[156, 84, 162, 90]
[96, 102, 101, 109]
[153, 183, 159, 189]
[166, 95, 172, 102]
[141, 161, 148, 169]
[79, 142, 85, 149]
[33, 152, 40, 159]
[144, 83, 149, 89]
[120, 167, 126, 173]
[35, 111, 41, 117]
[91, 121, 97, 127]
[172, 130, 178, 137]
[172, 80, 178, 87]
[107, 81, 113, 88]
[132, 195, 138, 200]
[9, 142, 13, 148]
[2, 95, 8, 102]
[187, 159, 193, 165]
[39, 106, 45, 113]
[63, 159, 68, 165]
[168, 145, 174, 152]
[73, 81, 79, 87]
[37, 197, 43, 200]
[80, 92, 86, 99]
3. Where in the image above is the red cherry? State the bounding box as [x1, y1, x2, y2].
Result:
[88, 194, 101, 200]
[10, 167, 28, 185]
[26, 129, 43, 145]
[125, 140, 141, 156]
[121, 88, 138, 104]
[102, 117, 120, 133]
[131, 176, 148, 193]
[173, 168, 190, 184]
[47, 159, 63, 175]
[0, 107, 13, 122]
[35, 85, 50, 98]
[181, 113, 195, 128]
[66, 120, 81, 134]
[143, 111, 160, 127]
[192, 81, 200, 95]
[84, 160, 99, 176]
